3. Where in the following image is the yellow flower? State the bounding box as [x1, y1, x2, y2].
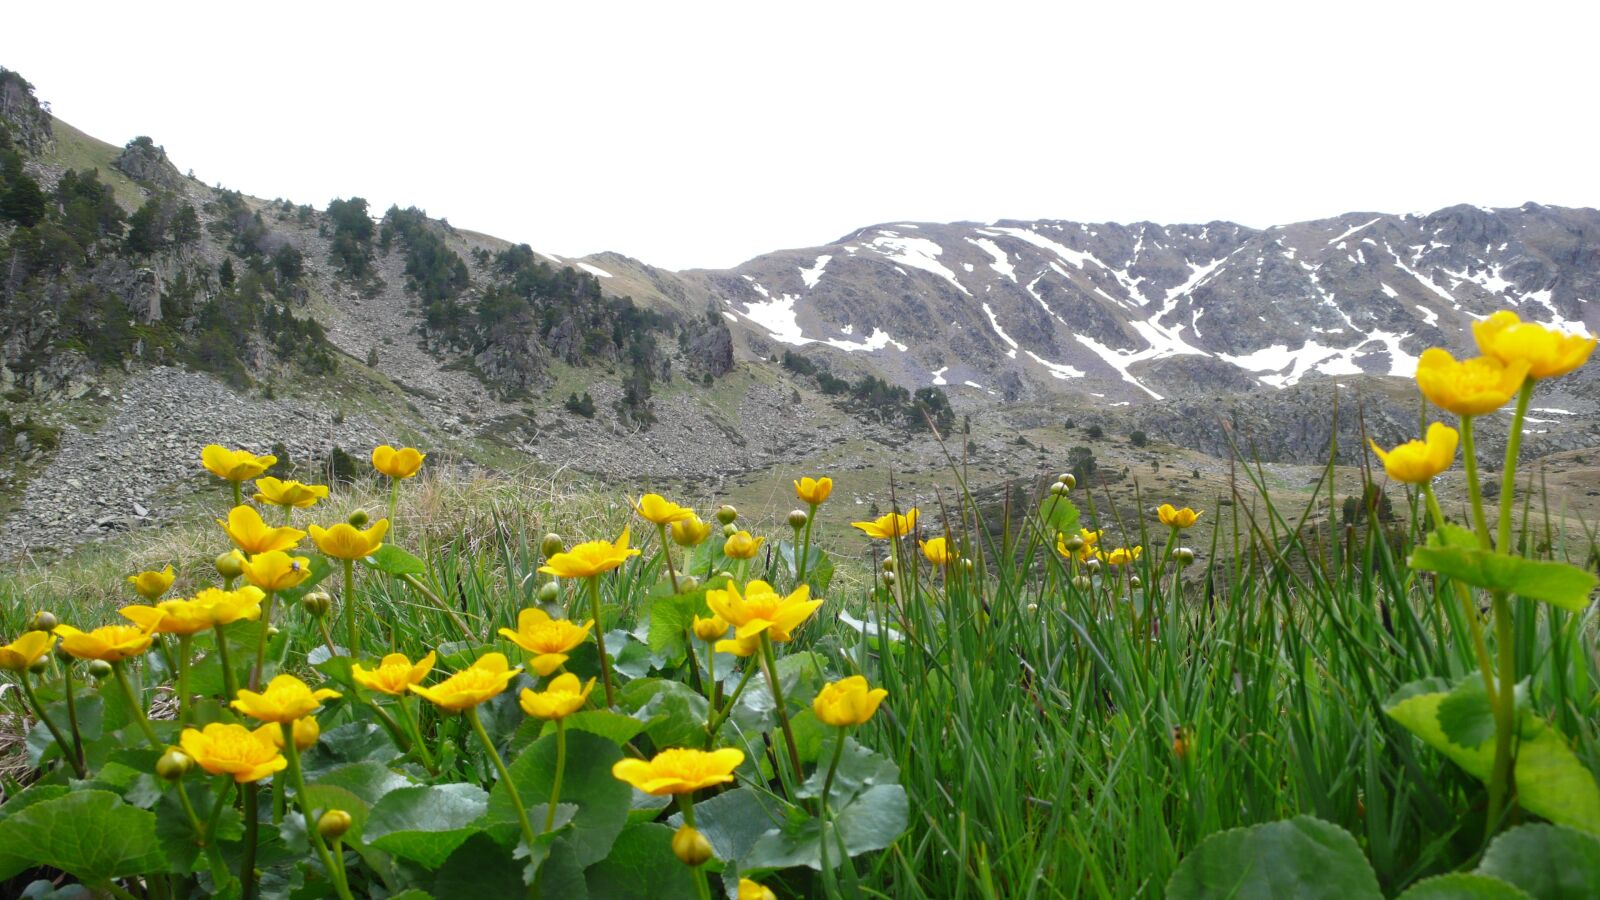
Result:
[1473, 310, 1597, 380]
[1157, 505, 1201, 529]
[635, 494, 695, 525]
[919, 537, 953, 566]
[706, 580, 823, 642]
[714, 634, 763, 657]
[0, 631, 56, 671]
[723, 530, 765, 560]
[409, 652, 521, 711]
[813, 675, 889, 727]
[241, 550, 314, 592]
[122, 598, 218, 636]
[1100, 546, 1143, 567]
[201, 445, 277, 482]
[231, 674, 342, 724]
[191, 586, 266, 626]
[1370, 422, 1459, 484]
[54, 623, 154, 662]
[372, 445, 426, 479]
[851, 508, 919, 540]
[794, 476, 833, 506]
[539, 528, 641, 579]
[219, 505, 306, 556]
[691, 614, 728, 643]
[738, 880, 778, 900]
[498, 608, 593, 676]
[519, 672, 595, 720]
[670, 515, 712, 547]
[611, 747, 745, 796]
[127, 565, 175, 601]
[180, 722, 287, 783]
[352, 651, 437, 696]
[252, 477, 330, 509]
[309, 519, 389, 561]
[1414, 348, 1529, 416]
[262, 716, 321, 752]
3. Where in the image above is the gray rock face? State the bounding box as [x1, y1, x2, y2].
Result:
[114, 137, 186, 192]
[0, 69, 51, 152]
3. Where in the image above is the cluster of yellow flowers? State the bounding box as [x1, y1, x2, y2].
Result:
[1372, 310, 1596, 484]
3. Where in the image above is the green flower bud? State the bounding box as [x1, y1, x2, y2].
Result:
[215, 551, 246, 580]
[27, 611, 57, 632]
[156, 748, 193, 780]
[537, 581, 561, 603]
[1059, 473, 1077, 490]
[318, 809, 353, 840]
[715, 505, 738, 525]
[1061, 535, 1085, 553]
[301, 590, 332, 618]
[1128, 576, 1142, 589]
[541, 533, 565, 559]
[28, 656, 50, 674]
[882, 570, 896, 586]
[347, 510, 370, 528]
[676, 575, 700, 594]
[721, 523, 739, 538]
[787, 509, 809, 529]
[88, 659, 113, 680]
[672, 824, 714, 867]
[1071, 575, 1093, 591]
[880, 556, 895, 572]
[1174, 547, 1196, 565]
[1049, 482, 1068, 496]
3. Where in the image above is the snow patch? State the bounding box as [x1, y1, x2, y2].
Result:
[869, 232, 970, 295]
[799, 254, 831, 289]
[981, 302, 1020, 358]
[966, 237, 1017, 282]
[576, 262, 613, 279]
[931, 367, 948, 386]
[1326, 217, 1382, 245]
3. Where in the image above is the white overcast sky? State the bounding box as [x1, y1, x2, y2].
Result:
[3, 1, 1595, 270]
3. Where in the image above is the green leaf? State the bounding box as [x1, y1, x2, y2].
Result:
[1477, 824, 1600, 899]
[1428, 523, 1483, 550]
[432, 832, 528, 900]
[489, 730, 631, 867]
[1386, 686, 1600, 834]
[1407, 546, 1597, 611]
[536, 709, 646, 746]
[1437, 676, 1499, 749]
[627, 679, 711, 749]
[1165, 816, 1381, 900]
[669, 787, 782, 869]
[154, 781, 241, 875]
[1397, 874, 1533, 899]
[743, 783, 908, 872]
[798, 737, 901, 807]
[0, 790, 167, 885]
[275, 554, 333, 604]
[1040, 493, 1080, 538]
[646, 588, 707, 662]
[365, 544, 429, 577]
[583, 823, 698, 900]
[365, 783, 489, 868]
[301, 722, 403, 777]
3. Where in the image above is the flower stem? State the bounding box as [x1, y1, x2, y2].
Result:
[1497, 380, 1535, 554]
[176, 635, 193, 727]
[678, 793, 713, 900]
[113, 661, 162, 751]
[241, 782, 260, 900]
[1422, 483, 1498, 705]
[174, 778, 206, 843]
[546, 719, 567, 833]
[395, 695, 438, 774]
[203, 777, 239, 894]
[250, 591, 277, 691]
[231, 481, 242, 509]
[705, 657, 759, 748]
[283, 724, 355, 900]
[343, 558, 358, 656]
[796, 504, 817, 585]
[589, 576, 616, 708]
[467, 706, 539, 857]
[387, 478, 401, 541]
[657, 524, 680, 593]
[758, 633, 804, 795]
[19, 671, 85, 778]
[1458, 416, 1494, 549]
[213, 624, 239, 700]
[819, 726, 848, 816]
[61, 661, 86, 773]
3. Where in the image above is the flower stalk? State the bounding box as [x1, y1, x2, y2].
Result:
[19, 670, 85, 778]
[466, 705, 539, 862]
[589, 576, 616, 708]
[113, 660, 162, 751]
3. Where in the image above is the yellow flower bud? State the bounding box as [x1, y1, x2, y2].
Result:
[715, 504, 738, 525]
[672, 824, 714, 867]
[301, 590, 332, 618]
[348, 510, 371, 528]
[87, 659, 113, 680]
[215, 550, 246, 580]
[1058, 473, 1077, 490]
[156, 748, 194, 780]
[1174, 547, 1196, 565]
[537, 582, 561, 603]
[541, 533, 566, 559]
[27, 610, 57, 632]
[318, 809, 353, 840]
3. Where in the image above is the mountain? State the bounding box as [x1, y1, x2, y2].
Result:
[3, 65, 1598, 557]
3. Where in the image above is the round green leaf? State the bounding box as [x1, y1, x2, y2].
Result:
[1478, 824, 1600, 899]
[583, 823, 698, 900]
[1398, 874, 1532, 899]
[365, 783, 489, 868]
[488, 730, 630, 866]
[1165, 816, 1381, 900]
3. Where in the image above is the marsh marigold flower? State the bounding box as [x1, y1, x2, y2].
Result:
[192, 586, 266, 626]
[715, 633, 763, 657]
[201, 445, 277, 482]
[539, 528, 641, 579]
[611, 746, 745, 795]
[706, 580, 823, 642]
[127, 565, 175, 601]
[1473, 310, 1597, 380]
[723, 530, 765, 560]
[352, 651, 436, 696]
[1414, 348, 1528, 416]
[241, 550, 313, 592]
[1370, 422, 1459, 484]
[1100, 546, 1143, 567]
[409, 652, 521, 711]
[738, 880, 778, 900]
[794, 476, 833, 506]
[1056, 527, 1101, 561]
[671, 515, 712, 547]
[122, 596, 226, 636]
[0, 631, 55, 671]
[253, 477, 330, 509]
[852, 508, 919, 540]
[309, 519, 389, 561]
[635, 494, 695, 525]
[1158, 505, 1201, 529]
[519, 672, 595, 720]
[180, 722, 286, 783]
[372, 445, 426, 479]
[920, 536, 954, 566]
[264, 716, 321, 752]
[55, 623, 154, 662]
[692, 614, 728, 643]
[498, 608, 593, 676]
[813, 675, 889, 727]
[219, 505, 306, 556]
[231, 673, 341, 724]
